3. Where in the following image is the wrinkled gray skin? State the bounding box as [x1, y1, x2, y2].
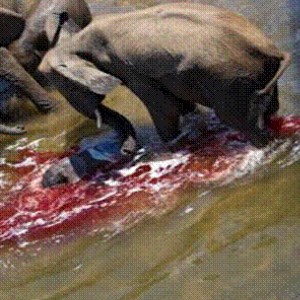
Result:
[40, 3, 290, 148]
[0, 0, 91, 134]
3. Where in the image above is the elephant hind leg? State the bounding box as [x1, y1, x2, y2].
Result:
[0, 48, 53, 113]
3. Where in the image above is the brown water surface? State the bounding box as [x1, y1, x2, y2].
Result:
[0, 0, 299, 299]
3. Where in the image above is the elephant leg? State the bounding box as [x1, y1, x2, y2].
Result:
[97, 103, 137, 149]
[42, 63, 127, 137]
[264, 83, 279, 121]
[176, 100, 197, 116]
[117, 69, 182, 143]
[0, 123, 26, 135]
[215, 92, 272, 148]
[243, 85, 279, 148]
[158, 84, 197, 116]
[0, 48, 53, 113]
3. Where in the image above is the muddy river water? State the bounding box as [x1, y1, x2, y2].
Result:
[0, 0, 299, 299]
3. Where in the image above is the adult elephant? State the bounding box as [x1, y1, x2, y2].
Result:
[0, 6, 51, 134]
[39, 3, 291, 186]
[0, 0, 91, 134]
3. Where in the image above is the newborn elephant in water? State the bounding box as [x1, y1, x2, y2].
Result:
[0, 0, 91, 134]
[39, 3, 291, 187]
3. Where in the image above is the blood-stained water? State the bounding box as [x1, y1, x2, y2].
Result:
[0, 115, 300, 247]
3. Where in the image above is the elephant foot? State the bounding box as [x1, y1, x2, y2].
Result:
[168, 112, 208, 151]
[0, 124, 26, 135]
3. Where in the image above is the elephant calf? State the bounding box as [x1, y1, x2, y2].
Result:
[39, 3, 291, 185]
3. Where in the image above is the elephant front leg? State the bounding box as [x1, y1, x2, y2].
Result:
[0, 48, 53, 113]
[117, 69, 182, 143]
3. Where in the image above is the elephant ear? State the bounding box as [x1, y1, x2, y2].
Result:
[0, 8, 25, 46]
[52, 53, 122, 95]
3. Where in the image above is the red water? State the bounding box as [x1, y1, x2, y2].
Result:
[0, 115, 300, 246]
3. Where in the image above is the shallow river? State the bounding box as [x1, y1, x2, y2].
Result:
[0, 0, 300, 299]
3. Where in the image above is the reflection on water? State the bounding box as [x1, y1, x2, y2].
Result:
[0, 0, 299, 299]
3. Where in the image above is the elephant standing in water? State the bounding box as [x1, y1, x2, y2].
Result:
[0, 7, 47, 134]
[0, 0, 91, 134]
[39, 3, 291, 187]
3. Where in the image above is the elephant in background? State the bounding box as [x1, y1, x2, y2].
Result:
[8, 0, 92, 73]
[0, 0, 91, 134]
[0, 6, 51, 134]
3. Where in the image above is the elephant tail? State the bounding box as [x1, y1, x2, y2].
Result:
[256, 51, 291, 96]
